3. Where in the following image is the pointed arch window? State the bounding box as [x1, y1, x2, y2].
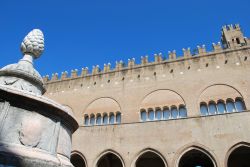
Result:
[84, 115, 89, 126]
[148, 109, 154, 121]
[200, 103, 208, 116]
[116, 112, 121, 124]
[217, 101, 226, 114]
[109, 113, 115, 124]
[155, 109, 162, 120]
[140, 109, 147, 122]
[96, 114, 102, 125]
[208, 101, 217, 115]
[235, 98, 246, 112]
[103, 114, 108, 125]
[90, 115, 95, 125]
[179, 106, 187, 118]
[226, 99, 236, 113]
[171, 106, 178, 119]
[163, 107, 171, 120]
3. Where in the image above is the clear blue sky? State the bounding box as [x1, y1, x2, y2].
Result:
[0, 0, 249, 77]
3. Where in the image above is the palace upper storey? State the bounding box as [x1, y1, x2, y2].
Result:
[44, 24, 250, 125]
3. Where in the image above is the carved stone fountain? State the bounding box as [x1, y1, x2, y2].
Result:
[0, 29, 78, 166]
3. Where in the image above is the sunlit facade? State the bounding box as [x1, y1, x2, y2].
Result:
[45, 24, 250, 167]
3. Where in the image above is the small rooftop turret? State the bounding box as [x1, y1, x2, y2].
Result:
[221, 24, 246, 48]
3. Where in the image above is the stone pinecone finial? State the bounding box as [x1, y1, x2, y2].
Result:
[20, 29, 44, 59]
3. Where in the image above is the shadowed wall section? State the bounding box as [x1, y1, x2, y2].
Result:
[199, 85, 242, 103]
[83, 98, 121, 126]
[84, 98, 121, 115]
[141, 90, 185, 109]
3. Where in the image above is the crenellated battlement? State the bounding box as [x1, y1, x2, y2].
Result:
[43, 42, 250, 83]
[43, 24, 250, 84]
[222, 24, 241, 31]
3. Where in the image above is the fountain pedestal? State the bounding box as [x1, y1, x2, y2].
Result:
[0, 29, 78, 167]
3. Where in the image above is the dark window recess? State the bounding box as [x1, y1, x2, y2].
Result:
[236, 38, 240, 44]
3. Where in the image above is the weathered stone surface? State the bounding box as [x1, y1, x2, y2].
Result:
[21, 29, 44, 59]
[0, 29, 78, 167]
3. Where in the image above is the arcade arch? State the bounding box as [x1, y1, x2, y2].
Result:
[96, 151, 124, 167]
[70, 151, 87, 167]
[175, 145, 217, 167]
[134, 149, 167, 167]
[226, 142, 250, 167]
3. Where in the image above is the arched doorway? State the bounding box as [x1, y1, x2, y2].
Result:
[179, 149, 214, 167]
[70, 152, 86, 167]
[136, 151, 166, 167]
[97, 152, 123, 167]
[228, 146, 250, 167]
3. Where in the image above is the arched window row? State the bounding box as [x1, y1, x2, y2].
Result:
[84, 112, 121, 126]
[200, 97, 246, 116]
[140, 105, 187, 122]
